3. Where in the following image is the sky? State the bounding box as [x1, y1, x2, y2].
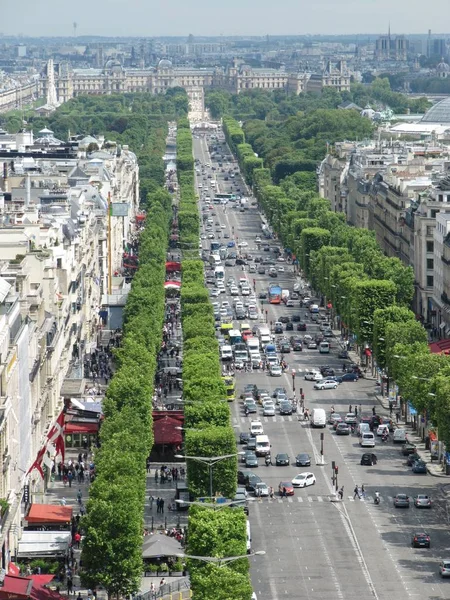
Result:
[2, 0, 450, 38]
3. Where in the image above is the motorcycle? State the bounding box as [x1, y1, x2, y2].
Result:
[265, 455, 272, 466]
[374, 492, 380, 505]
[381, 433, 388, 443]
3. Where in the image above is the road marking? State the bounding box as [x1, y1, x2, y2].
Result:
[317, 495, 323, 502]
[287, 497, 293, 503]
[308, 496, 313, 502]
[297, 497, 303, 502]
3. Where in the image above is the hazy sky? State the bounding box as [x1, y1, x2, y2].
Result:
[2, 0, 450, 37]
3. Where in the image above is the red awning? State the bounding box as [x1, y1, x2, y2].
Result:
[165, 261, 181, 272]
[26, 504, 72, 524]
[64, 422, 99, 434]
[0, 576, 62, 600]
[429, 339, 450, 354]
[153, 416, 183, 445]
[28, 577, 54, 587]
[8, 563, 20, 576]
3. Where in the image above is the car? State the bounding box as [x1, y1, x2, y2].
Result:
[344, 413, 357, 425]
[406, 452, 421, 466]
[278, 481, 295, 496]
[279, 341, 291, 353]
[245, 452, 259, 468]
[279, 401, 293, 415]
[263, 403, 276, 417]
[286, 299, 295, 307]
[244, 401, 258, 414]
[279, 316, 290, 324]
[254, 482, 269, 497]
[290, 337, 303, 351]
[270, 364, 282, 377]
[414, 494, 432, 508]
[246, 438, 257, 452]
[297, 322, 307, 331]
[329, 413, 341, 425]
[314, 379, 338, 390]
[336, 423, 350, 435]
[295, 453, 311, 467]
[320, 367, 335, 377]
[412, 460, 427, 474]
[230, 286, 239, 296]
[411, 532, 431, 548]
[239, 432, 251, 445]
[292, 472, 316, 488]
[242, 449, 255, 463]
[323, 329, 333, 338]
[307, 341, 318, 350]
[238, 470, 262, 492]
[285, 322, 294, 331]
[338, 350, 349, 359]
[210, 289, 220, 297]
[376, 424, 390, 437]
[360, 453, 377, 466]
[394, 494, 410, 508]
[274, 323, 283, 334]
[340, 372, 359, 382]
[250, 420, 264, 436]
[291, 314, 301, 322]
[439, 560, 450, 578]
[402, 443, 417, 456]
[304, 370, 322, 381]
[332, 417, 344, 430]
[238, 241, 248, 248]
[275, 453, 290, 466]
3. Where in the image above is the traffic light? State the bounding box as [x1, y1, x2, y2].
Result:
[334, 465, 338, 475]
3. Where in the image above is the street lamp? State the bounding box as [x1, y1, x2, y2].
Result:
[174, 551, 265, 567]
[174, 453, 245, 498]
[291, 369, 296, 392]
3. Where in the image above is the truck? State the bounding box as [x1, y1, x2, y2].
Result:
[281, 289, 290, 304]
[240, 198, 248, 210]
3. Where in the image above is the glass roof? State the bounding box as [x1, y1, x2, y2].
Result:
[421, 98, 450, 123]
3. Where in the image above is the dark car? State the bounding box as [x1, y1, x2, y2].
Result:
[402, 443, 417, 456]
[338, 350, 349, 359]
[292, 314, 301, 322]
[242, 384, 258, 397]
[340, 372, 359, 382]
[336, 423, 350, 436]
[246, 437, 257, 451]
[412, 460, 427, 474]
[274, 324, 283, 334]
[290, 337, 303, 351]
[236, 258, 247, 266]
[279, 316, 290, 323]
[411, 532, 430, 548]
[406, 452, 421, 466]
[258, 292, 268, 299]
[369, 415, 382, 431]
[279, 402, 293, 415]
[238, 470, 262, 492]
[245, 452, 259, 468]
[279, 341, 291, 353]
[321, 367, 335, 377]
[244, 401, 258, 414]
[239, 432, 251, 445]
[275, 453, 290, 466]
[295, 453, 311, 467]
[285, 322, 294, 331]
[394, 493, 410, 508]
[258, 266, 266, 274]
[297, 323, 307, 331]
[360, 453, 377, 466]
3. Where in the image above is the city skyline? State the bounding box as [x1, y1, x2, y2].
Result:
[2, 0, 450, 38]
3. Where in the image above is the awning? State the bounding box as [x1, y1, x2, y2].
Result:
[0, 575, 63, 600]
[165, 261, 181, 272]
[142, 534, 183, 558]
[26, 504, 72, 525]
[153, 416, 183, 445]
[164, 281, 181, 290]
[64, 422, 99, 434]
[8, 563, 20, 576]
[429, 339, 450, 354]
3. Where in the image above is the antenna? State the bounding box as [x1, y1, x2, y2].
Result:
[73, 22, 77, 38]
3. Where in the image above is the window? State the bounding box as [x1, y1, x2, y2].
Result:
[427, 226, 434, 236]
[427, 258, 434, 270]
[57, 258, 62, 269]
[427, 241, 434, 253]
[427, 275, 434, 288]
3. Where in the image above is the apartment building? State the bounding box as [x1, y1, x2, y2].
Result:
[0, 131, 139, 568]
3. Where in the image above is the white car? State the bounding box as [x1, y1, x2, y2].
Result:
[314, 379, 338, 390]
[230, 287, 239, 296]
[277, 256, 285, 262]
[292, 472, 316, 488]
[249, 310, 258, 320]
[270, 364, 282, 377]
[250, 420, 264, 436]
[241, 288, 250, 296]
[221, 224, 226, 229]
[263, 403, 276, 417]
[254, 483, 269, 497]
[210, 289, 220, 297]
[238, 241, 248, 248]
[304, 370, 322, 381]
[278, 266, 285, 272]
[376, 424, 390, 437]
[286, 299, 294, 307]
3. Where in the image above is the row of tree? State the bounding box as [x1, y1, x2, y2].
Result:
[177, 118, 199, 257]
[223, 117, 450, 443]
[77, 102, 174, 596]
[179, 130, 252, 599]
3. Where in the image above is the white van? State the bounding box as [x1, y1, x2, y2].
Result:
[357, 422, 370, 437]
[250, 420, 264, 437]
[255, 434, 271, 457]
[220, 345, 233, 361]
[393, 428, 407, 444]
[309, 304, 319, 313]
[319, 342, 330, 354]
[246, 520, 251, 553]
[258, 327, 272, 346]
[311, 408, 326, 428]
[247, 338, 260, 353]
[360, 432, 375, 448]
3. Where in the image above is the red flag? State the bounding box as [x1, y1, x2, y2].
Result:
[47, 411, 65, 463]
[27, 445, 46, 478]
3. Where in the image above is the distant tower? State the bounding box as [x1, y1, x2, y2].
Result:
[427, 29, 432, 57]
[388, 22, 391, 59]
[46, 59, 58, 107]
[73, 22, 77, 38]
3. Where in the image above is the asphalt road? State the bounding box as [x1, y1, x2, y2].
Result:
[192, 132, 450, 600]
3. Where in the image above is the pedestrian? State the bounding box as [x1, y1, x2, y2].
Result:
[159, 578, 166, 589]
[154, 469, 159, 483]
[149, 495, 154, 510]
[338, 486, 344, 500]
[156, 497, 161, 513]
[67, 471, 73, 487]
[74, 531, 81, 548]
[67, 578, 73, 595]
[372, 406, 376, 416]
[355, 406, 358, 417]
[349, 404, 352, 414]
[395, 411, 400, 424]
[269, 486, 274, 499]
[361, 484, 366, 499]
[353, 485, 360, 500]
[282, 486, 287, 498]
[160, 498, 165, 513]
[389, 402, 393, 416]
[77, 489, 82, 505]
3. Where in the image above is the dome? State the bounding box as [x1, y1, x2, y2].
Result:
[437, 60, 450, 72]
[421, 98, 450, 123]
[158, 59, 173, 69]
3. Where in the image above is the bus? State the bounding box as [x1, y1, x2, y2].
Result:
[214, 266, 225, 280]
[229, 329, 243, 345]
[214, 193, 236, 203]
[268, 284, 282, 304]
[222, 375, 236, 401]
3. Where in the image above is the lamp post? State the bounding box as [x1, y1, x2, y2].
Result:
[175, 551, 265, 567]
[174, 453, 245, 498]
[291, 369, 296, 392]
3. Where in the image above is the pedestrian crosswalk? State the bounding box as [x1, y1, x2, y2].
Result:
[257, 494, 394, 504]
[239, 415, 296, 423]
